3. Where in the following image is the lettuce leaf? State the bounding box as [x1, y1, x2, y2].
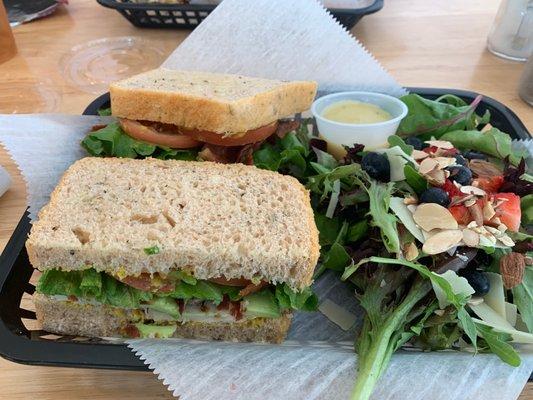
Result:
[81, 123, 198, 161]
[275, 284, 318, 311]
[36, 269, 317, 312]
[440, 127, 525, 166]
[367, 181, 400, 254]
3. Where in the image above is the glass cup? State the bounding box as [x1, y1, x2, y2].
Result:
[518, 55, 533, 105]
[0, 1, 17, 64]
[487, 0, 533, 61]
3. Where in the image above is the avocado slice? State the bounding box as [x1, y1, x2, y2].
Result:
[244, 290, 281, 319]
[147, 297, 181, 319]
[135, 323, 177, 339]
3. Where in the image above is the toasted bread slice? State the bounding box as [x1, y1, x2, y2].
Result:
[26, 157, 319, 289]
[34, 293, 292, 343]
[110, 68, 317, 135]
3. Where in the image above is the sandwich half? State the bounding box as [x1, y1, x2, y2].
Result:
[27, 157, 320, 343]
[82, 69, 317, 164]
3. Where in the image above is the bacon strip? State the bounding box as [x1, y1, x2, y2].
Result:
[238, 281, 269, 297]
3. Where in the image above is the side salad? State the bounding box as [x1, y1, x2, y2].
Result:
[83, 93, 532, 400]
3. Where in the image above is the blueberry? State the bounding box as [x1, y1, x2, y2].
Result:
[454, 154, 467, 167]
[463, 151, 489, 161]
[419, 187, 450, 207]
[361, 152, 390, 182]
[405, 137, 427, 151]
[446, 166, 473, 186]
[460, 270, 490, 296]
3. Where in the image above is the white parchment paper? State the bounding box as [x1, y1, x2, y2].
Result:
[0, 114, 531, 400]
[163, 0, 406, 96]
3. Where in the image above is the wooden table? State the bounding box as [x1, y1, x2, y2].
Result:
[0, 0, 531, 399]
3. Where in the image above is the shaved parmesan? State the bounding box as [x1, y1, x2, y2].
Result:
[473, 318, 533, 344]
[505, 302, 518, 327]
[432, 270, 475, 309]
[484, 272, 506, 319]
[389, 197, 425, 243]
[379, 146, 417, 182]
[318, 299, 357, 331]
[469, 302, 533, 343]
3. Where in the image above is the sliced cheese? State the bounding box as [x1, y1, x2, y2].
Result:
[379, 146, 417, 182]
[469, 302, 533, 344]
[484, 272, 506, 320]
[389, 197, 425, 243]
[432, 270, 475, 309]
[318, 299, 357, 331]
[505, 302, 518, 327]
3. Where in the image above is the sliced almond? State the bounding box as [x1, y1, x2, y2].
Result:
[464, 198, 477, 207]
[467, 221, 478, 229]
[485, 226, 503, 237]
[425, 168, 446, 186]
[413, 203, 458, 231]
[498, 234, 515, 247]
[403, 242, 419, 261]
[434, 157, 457, 169]
[460, 186, 486, 196]
[425, 140, 454, 149]
[468, 297, 484, 306]
[468, 202, 484, 227]
[403, 196, 418, 205]
[497, 223, 507, 232]
[412, 150, 429, 160]
[481, 123, 493, 132]
[491, 217, 502, 225]
[483, 202, 496, 221]
[419, 158, 439, 174]
[422, 229, 463, 255]
[462, 229, 480, 247]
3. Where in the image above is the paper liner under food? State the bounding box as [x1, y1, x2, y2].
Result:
[127, 338, 533, 400]
[0, 114, 112, 221]
[163, 0, 406, 96]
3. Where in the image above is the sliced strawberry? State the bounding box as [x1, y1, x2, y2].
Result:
[441, 179, 463, 199]
[449, 205, 471, 225]
[492, 193, 521, 232]
[474, 175, 504, 193]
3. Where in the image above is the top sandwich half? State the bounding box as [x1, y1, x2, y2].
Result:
[27, 157, 320, 290]
[110, 68, 318, 138]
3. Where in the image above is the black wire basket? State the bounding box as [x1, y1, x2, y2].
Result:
[96, 0, 384, 30]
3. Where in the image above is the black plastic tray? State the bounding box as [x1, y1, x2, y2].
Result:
[96, 0, 384, 30]
[0, 88, 529, 371]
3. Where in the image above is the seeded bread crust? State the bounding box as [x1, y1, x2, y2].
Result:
[110, 68, 317, 135]
[34, 293, 292, 343]
[26, 158, 320, 290]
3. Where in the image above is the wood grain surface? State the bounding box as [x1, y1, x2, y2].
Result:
[0, 0, 531, 399]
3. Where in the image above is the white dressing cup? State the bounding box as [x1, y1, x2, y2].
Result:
[311, 91, 408, 158]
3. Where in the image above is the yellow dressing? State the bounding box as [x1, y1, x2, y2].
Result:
[322, 100, 392, 124]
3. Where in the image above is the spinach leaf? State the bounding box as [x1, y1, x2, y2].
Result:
[388, 135, 413, 155]
[440, 127, 525, 165]
[398, 94, 489, 138]
[404, 164, 428, 194]
[97, 107, 112, 116]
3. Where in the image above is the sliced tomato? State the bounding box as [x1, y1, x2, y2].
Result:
[473, 176, 504, 193]
[180, 122, 278, 147]
[449, 205, 471, 225]
[119, 118, 201, 149]
[441, 179, 463, 199]
[492, 193, 521, 232]
[209, 277, 252, 287]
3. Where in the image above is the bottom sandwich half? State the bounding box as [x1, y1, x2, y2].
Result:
[34, 292, 293, 343]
